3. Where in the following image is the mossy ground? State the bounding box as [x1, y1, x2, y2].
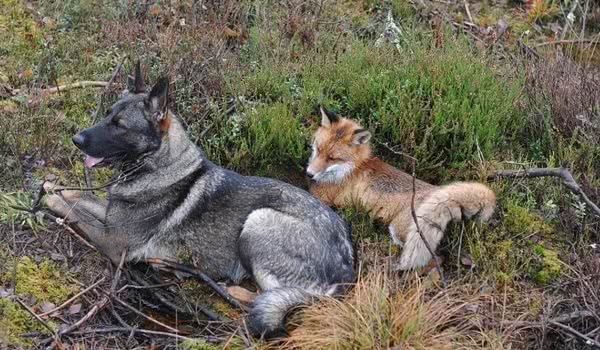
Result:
[1, 0, 599, 348]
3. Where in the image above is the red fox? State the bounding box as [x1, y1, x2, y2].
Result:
[306, 107, 496, 270]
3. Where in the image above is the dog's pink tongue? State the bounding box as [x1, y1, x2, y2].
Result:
[84, 155, 104, 168]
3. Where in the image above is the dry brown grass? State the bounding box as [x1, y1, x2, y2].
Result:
[279, 266, 512, 350]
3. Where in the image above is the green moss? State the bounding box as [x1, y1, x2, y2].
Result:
[532, 244, 562, 284]
[4, 256, 78, 304]
[504, 201, 553, 237]
[0, 298, 54, 346]
[180, 338, 222, 350]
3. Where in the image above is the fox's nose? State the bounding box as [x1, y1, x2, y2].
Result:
[72, 133, 85, 148]
[306, 168, 316, 179]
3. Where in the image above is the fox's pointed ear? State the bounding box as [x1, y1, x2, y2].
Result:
[145, 77, 169, 118]
[131, 61, 146, 94]
[352, 128, 371, 145]
[320, 106, 339, 128]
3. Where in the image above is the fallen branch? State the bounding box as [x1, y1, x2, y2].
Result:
[489, 167, 600, 217]
[145, 258, 250, 312]
[13, 81, 109, 96]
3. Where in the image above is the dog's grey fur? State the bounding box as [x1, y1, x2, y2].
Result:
[45, 66, 355, 338]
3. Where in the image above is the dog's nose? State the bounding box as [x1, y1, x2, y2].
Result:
[72, 133, 85, 148]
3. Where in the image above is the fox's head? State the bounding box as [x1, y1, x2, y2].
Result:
[306, 106, 372, 183]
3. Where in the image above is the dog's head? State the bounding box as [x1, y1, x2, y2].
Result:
[72, 62, 171, 168]
[306, 106, 372, 183]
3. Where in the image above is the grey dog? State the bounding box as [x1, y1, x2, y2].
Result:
[45, 64, 355, 338]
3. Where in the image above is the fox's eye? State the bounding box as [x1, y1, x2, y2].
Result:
[327, 156, 339, 161]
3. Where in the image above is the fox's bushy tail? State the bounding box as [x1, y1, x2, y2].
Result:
[247, 287, 316, 339]
[396, 182, 496, 270]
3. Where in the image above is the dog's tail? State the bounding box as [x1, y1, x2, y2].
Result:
[247, 286, 330, 339]
[396, 182, 496, 270]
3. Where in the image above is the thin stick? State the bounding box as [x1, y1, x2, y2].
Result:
[111, 248, 128, 295]
[59, 296, 109, 336]
[549, 320, 600, 348]
[85, 59, 126, 189]
[92, 59, 125, 123]
[533, 38, 599, 48]
[9, 204, 97, 250]
[145, 258, 250, 312]
[15, 298, 59, 338]
[13, 81, 108, 95]
[489, 167, 600, 217]
[379, 142, 446, 284]
[409, 159, 446, 287]
[68, 326, 201, 342]
[128, 270, 226, 322]
[112, 295, 182, 333]
[39, 276, 106, 317]
[463, 0, 474, 24]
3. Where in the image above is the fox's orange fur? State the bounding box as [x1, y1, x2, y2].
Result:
[307, 107, 496, 270]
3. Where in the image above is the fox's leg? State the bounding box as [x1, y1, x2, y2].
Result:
[44, 183, 125, 263]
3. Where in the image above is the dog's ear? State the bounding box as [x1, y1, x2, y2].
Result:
[319, 105, 339, 128]
[146, 77, 169, 117]
[129, 61, 145, 94]
[352, 128, 371, 145]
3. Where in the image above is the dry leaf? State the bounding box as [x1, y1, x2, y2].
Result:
[68, 303, 82, 315]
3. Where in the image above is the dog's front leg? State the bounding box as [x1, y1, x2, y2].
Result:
[44, 183, 125, 263]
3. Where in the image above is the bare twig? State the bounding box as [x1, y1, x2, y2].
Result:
[380, 142, 446, 285]
[14, 298, 59, 339]
[112, 295, 183, 333]
[68, 326, 203, 342]
[505, 310, 600, 348]
[9, 204, 97, 250]
[145, 258, 250, 312]
[92, 59, 125, 123]
[59, 296, 110, 336]
[489, 167, 600, 217]
[84, 59, 126, 189]
[463, 0, 474, 24]
[111, 248, 128, 295]
[39, 276, 106, 317]
[549, 320, 600, 348]
[128, 270, 226, 322]
[13, 81, 109, 95]
[533, 38, 599, 47]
